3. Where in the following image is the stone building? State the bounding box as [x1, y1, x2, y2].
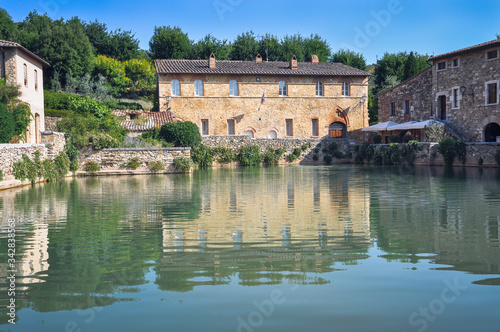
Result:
[155, 54, 369, 141]
[378, 39, 500, 142]
[0, 40, 49, 144]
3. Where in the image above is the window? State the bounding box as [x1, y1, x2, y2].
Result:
[268, 130, 277, 139]
[315, 82, 324, 97]
[311, 119, 319, 137]
[452, 87, 460, 108]
[279, 81, 287, 96]
[201, 119, 209, 135]
[227, 119, 235, 135]
[390, 102, 395, 116]
[452, 59, 459, 67]
[486, 50, 498, 60]
[285, 119, 293, 136]
[342, 82, 350, 96]
[34, 70, 38, 91]
[486, 81, 498, 105]
[437, 61, 446, 70]
[229, 80, 238, 96]
[194, 80, 204, 96]
[404, 100, 410, 114]
[23, 64, 27, 86]
[171, 79, 180, 96]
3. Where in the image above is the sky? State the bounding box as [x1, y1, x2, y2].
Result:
[2, 0, 500, 64]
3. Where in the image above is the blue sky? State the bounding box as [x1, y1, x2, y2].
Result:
[2, 0, 500, 64]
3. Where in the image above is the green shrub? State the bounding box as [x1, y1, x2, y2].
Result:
[355, 142, 375, 164]
[85, 161, 101, 173]
[293, 147, 302, 156]
[121, 157, 141, 169]
[0, 169, 3, 181]
[262, 147, 284, 165]
[54, 151, 71, 179]
[69, 96, 110, 119]
[45, 109, 73, 118]
[389, 135, 401, 143]
[495, 150, 500, 166]
[102, 99, 142, 111]
[401, 140, 420, 165]
[312, 154, 319, 161]
[65, 136, 80, 173]
[90, 133, 121, 149]
[323, 155, 332, 164]
[44, 90, 79, 111]
[160, 121, 201, 148]
[326, 142, 339, 154]
[238, 145, 262, 166]
[373, 134, 382, 144]
[402, 134, 412, 143]
[173, 157, 192, 172]
[301, 143, 310, 151]
[149, 161, 164, 172]
[437, 138, 457, 166]
[333, 151, 344, 159]
[43, 159, 58, 182]
[191, 144, 213, 168]
[455, 140, 467, 164]
[286, 153, 298, 163]
[212, 146, 237, 164]
[12, 151, 43, 185]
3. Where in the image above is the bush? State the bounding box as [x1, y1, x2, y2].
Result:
[437, 138, 457, 166]
[65, 136, 80, 173]
[43, 159, 58, 182]
[12, 151, 44, 185]
[149, 161, 164, 172]
[45, 109, 73, 118]
[68, 96, 110, 119]
[333, 151, 344, 159]
[0, 169, 3, 181]
[102, 99, 142, 111]
[160, 121, 201, 148]
[293, 147, 302, 157]
[263, 147, 285, 165]
[212, 146, 237, 164]
[426, 122, 446, 142]
[54, 151, 71, 180]
[402, 134, 412, 143]
[44, 90, 79, 111]
[238, 145, 262, 166]
[301, 143, 310, 151]
[373, 134, 382, 144]
[121, 157, 141, 169]
[312, 154, 319, 161]
[355, 142, 375, 164]
[85, 161, 101, 173]
[90, 133, 121, 149]
[495, 150, 500, 166]
[323, 155, 332, 164]
[286, 153, 298, 163]
[455, 140, 467, 164]
[173, 157, 192, 172]
[191, 144, 213, 168]
[389, 135, 401, 143]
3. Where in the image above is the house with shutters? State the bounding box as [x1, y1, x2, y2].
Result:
[378, 38, 500, 142]
[1, 40, 49, 144]
[155, 54, 369, 141]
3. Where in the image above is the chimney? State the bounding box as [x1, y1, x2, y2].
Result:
[209, 53, 216, 69]
[290, 55, 298, 70]
[311, 54, 319, 64]
[256, 54, 263, 63]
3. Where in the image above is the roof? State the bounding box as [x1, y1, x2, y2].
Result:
[361, 121, 399, 132]
[428, 38, 500, 62]
[155, 59, 370, 77]
[0, 40, 50, 67]
[113, 110, 176, 132]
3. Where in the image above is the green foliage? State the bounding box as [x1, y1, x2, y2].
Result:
[331, 49, 367, 71]
[0, 78, 21, 103]
[333, 151, 344, 159]
[85, 161, 100, 173]
[312, 154, 319, 161]
[149, 161, 164, 172]
[149, 26, 192, 60]
[301, 143, 310, 151]
[303, 34, 331, 63]
[400, 140, 420, 165]
[402, 134, 412, 143]
[425, 122, 446, 142]
[102, 99, 142, 110]
[121, 157, 141, 169]
[0, 103, 15, 143]
[191, 144, 213, 168]
[373, 134, 382, 144]
[89, 133, 121, 149]
[0, 169, 2, 181]
[211, 146, 237, 164]
[230, 31, 260, 61]
[54, 151, 71, 179]
[0, 79, 31, 143]
[368, 96, 378, 124]
[323, 155, 332, 164]
[192, 34, 232, 60]
[437, 138, 457, 166]
[68, 96, 110, 119]
[389, 135, 401, 143]
[42, 159, 58, 182]
[160, 121, 201, 148]
[173, 156, 192, 172]
[286, 153, 298, 163]
[262, 147, 285, 165]
[495, 150, 500, 166]
[0, 8, 17, 40]
[45, 90, 79, 110]
[64, 135, 80, 172]
[354, 142, 375, 164]
[124, 58, 156, 97]
[293, 147, 302, 156]
[455, 140, 467, 164]
[12, 151, 43, 185]
[238, 145, 262, 166]
[92, 55, 129, 97]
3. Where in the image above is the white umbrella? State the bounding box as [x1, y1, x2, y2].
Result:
[404, 119, 444, 130]
[361, 121, 399, 132]
[388, 121, 418, 131]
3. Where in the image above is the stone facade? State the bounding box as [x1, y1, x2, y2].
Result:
[378, 39, 500, 142]
[80, 147, 191, 173]
[156, 56, 369, 143]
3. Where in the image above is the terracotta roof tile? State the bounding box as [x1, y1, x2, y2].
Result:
[113, 110, 176, 132]
[0, 39, 50, 66]
[155, 59, 370, 77]
[428, 39, 500, 61]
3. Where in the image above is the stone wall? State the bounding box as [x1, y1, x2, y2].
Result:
[80, 147, 191, 173]
[0, 132, 66, 178]
[45, 117, 61, 132]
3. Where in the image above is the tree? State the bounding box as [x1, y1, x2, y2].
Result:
[280, 34, 305, 62]
[257, 34, 281, 62]
[84, 20, 140, 61]
[160, 121, 201, 148]
[303, 34, 331, 63]
[230, 31, 259, 61]
[403, 51, 418, 80]
[0, 103, 15, 143]
[0, 79, 31, 143]
[192, 34, 232, 60]
[149, 26, 192, 60]
[124, 58, 155, 97]
[92, 55, 129, 96]
[0, 7, 17, 40]
[331, 49, 367, 71]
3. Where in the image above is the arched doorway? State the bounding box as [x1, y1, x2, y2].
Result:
[329, 122, 346, 139]
[484, 122, 500, 142]
[437, 95, 447, 120]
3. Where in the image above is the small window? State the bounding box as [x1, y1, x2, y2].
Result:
[285, 119, 293, 137]
[311, 119, 319, 136]
[390, 102, 395, 116]
[34, 69, 38, 91]
[404, 100, 410, 115]
[437, 61, 446, 70]
[23, 64, 28, 86]
[195, 80, 204, 96]
[452, 88, 459, 108]
[279, 81, 287, 96]
[486, 50, 498, 60]
[268, 130, 277, 139]
[201, 119, 209, 135]
[229, 80, 238, 96]
[315, 82, 324, 97]
[486, 82, 498, 105]
[227, 119, 235, 135]
[342, 82, 350, 96]
[171, 79, 180, 96]
[452, 59, 459, 67]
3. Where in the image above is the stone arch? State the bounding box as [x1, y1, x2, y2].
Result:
[484, 122, 500, 142]
[327, 106, 349, 127]
[328, 122, 347, 139]
[243, 127, 256, 138]
[267, 127, 279, 139]
[481, 115, 500, 142]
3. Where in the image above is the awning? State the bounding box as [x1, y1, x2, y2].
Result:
[361, 121, 399, 132]
[388, 121, 418, 131]
[398, 119, 444, 130]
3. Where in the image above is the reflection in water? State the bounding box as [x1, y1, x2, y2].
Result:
[0, 166, 499, 331]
